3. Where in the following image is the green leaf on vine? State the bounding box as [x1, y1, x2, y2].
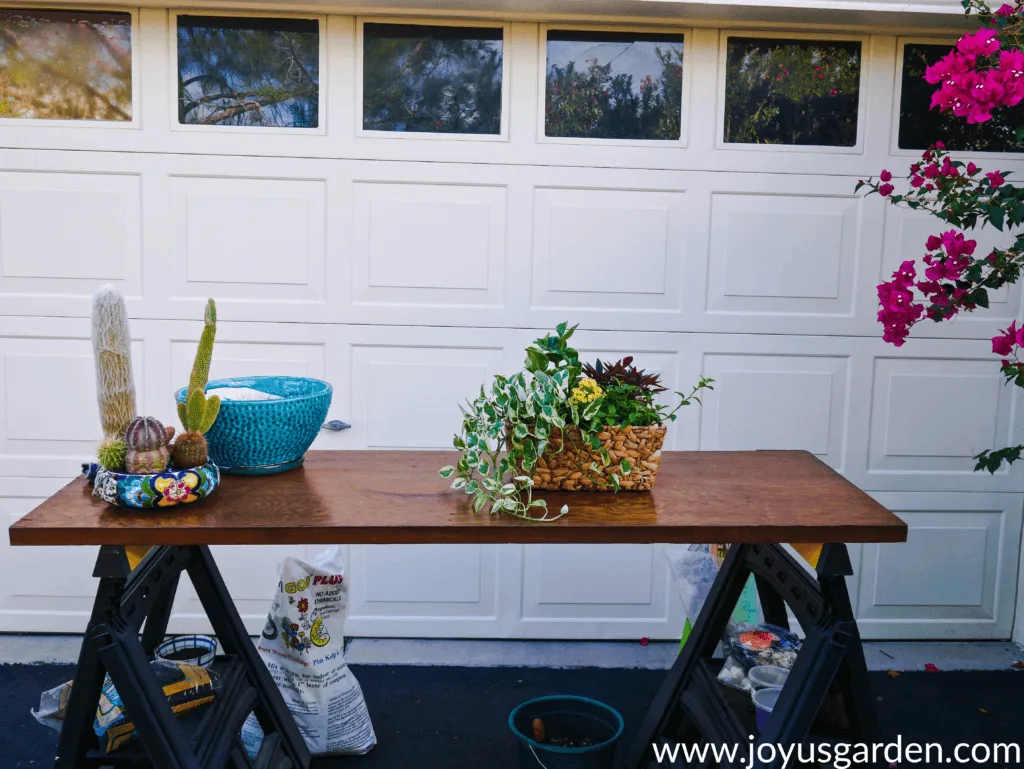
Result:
[987, 202, 1005, 231]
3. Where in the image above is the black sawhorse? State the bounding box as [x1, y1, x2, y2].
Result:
[56, 544, 311, 769]
[624, 543, 880, 769]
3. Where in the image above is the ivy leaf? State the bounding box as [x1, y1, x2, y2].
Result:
[473, 494, 487, 512]
[452, 478, 467, 490]
[559, 504, 569, 515]
[439, 466, 455, 479]
[620, 458, 632, 475]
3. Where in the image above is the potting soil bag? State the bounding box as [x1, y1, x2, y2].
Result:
[256, 546, 376, 756]
[32, 659, 220, 753]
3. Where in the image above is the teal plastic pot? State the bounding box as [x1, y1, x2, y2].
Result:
[509, 695, 624, 769]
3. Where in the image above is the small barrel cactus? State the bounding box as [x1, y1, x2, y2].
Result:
[97, 438, 128, 472]
[125, 416, 170, 474]
[171, 299, 220, 469]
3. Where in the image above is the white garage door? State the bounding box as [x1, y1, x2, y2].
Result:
[1, 7, 1021, 641]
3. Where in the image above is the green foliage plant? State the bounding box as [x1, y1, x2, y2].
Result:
[439, 323, 713, 521]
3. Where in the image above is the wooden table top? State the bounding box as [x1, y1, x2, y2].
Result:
[8, 450, 906, 547]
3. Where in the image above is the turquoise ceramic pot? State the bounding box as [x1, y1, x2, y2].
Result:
[175, 376, 332, 475]
[93, 462, 219, 509]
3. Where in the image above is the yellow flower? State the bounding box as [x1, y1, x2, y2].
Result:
[569, 378, 603, 406]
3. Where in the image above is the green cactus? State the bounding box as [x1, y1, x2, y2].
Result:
[189, 299, 216, 394]
[91, 285, 137, 441]
[97, 438, 127, 472]
[171, 299, 220, 469]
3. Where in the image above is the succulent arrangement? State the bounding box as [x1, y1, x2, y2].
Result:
[440, 323, 713, 521]
[170, 299, 220, 469]
[88, 286, 223, 508]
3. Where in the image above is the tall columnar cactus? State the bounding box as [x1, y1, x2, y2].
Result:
[92, 284, 137, 443]
[170, 299, 220, 468]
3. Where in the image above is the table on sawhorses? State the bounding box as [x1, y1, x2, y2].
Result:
[8, 450, 907, 769]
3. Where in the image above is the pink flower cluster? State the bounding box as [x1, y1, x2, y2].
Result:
[877, 230, 979, 346]
[924, 29, 1024, 123]
[877, 261, 925, 346]
[993, 321, 1024, 356]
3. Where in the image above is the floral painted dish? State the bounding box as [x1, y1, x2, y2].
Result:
[93, 462, 219, 509]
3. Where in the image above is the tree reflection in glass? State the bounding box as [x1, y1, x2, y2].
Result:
[362, 23, 503, 134]
[0, 9, 131, 121]
[545, 30, 684, 140]
[724, 37, 861, 146]
[178, 16, 319, 128]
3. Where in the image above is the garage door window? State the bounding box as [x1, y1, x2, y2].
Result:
[0, 8, 132, 122]
[361, 21, 505, 136]
[723, 36, 861, 147]
[897, 41, 1023, 153]
[543, 29, 684, 141]
[177, 15, 320, 128]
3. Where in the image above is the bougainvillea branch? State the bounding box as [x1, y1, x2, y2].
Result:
[858, 0, 1024, 473]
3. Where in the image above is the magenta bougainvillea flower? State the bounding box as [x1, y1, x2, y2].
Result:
[859, 0, 1024, 472]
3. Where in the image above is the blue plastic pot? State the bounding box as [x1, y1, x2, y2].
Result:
[509, 695, 624, 769]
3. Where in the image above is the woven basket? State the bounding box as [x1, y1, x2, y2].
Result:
[528, 424, 666, 491]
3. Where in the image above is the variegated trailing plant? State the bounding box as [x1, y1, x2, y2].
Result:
[439, 323, 713, 521]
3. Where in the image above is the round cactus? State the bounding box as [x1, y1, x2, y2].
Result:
[125, 416, 170, 473]
[125, 416, 169, 451]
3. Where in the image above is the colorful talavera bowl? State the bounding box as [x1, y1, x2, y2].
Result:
[93, 462, 219, 509]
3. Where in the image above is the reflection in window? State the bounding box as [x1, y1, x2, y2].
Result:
[0, 9, 131, 121]
[545, 30, 684, 140]
[899, 43, 1022, 153]
[177, 16, 319, 128]
[724, 37, 861, 146]
[362, 23, 503, 134]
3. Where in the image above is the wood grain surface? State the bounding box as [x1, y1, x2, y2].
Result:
[8, 450, 906, 547]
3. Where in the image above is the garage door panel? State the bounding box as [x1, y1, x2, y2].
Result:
[0, 333, 146, 478]
[346, 328, 512, 450]
[531, 186, 687, 313]
[867, 357, 1017, 482]
[699, 353, 850, 471]
[515, 543, 684, 640]
[855, 492, 1022, 639]
[352, 180, 507, 309]
[167, 175, 327, 303]
[707, 192, 860, 317]
[345, 544, 508, 638]
[0, 170, 143, 308]
[0, 489, 100, 633]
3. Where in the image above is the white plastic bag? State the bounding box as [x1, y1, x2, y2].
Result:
[663, 544, 721, 624]
[256, 546, 376, 756]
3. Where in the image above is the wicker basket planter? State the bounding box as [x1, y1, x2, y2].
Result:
[529, 424, 667, 491]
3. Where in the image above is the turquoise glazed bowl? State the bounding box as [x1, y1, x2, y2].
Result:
[93, 462, 219, 509]
[176, 376, 332, 475]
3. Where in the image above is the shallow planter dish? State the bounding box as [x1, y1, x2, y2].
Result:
[526, 424, 666, 492]
[93, 462, 219, 509]
[176, 376, 332, 475]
